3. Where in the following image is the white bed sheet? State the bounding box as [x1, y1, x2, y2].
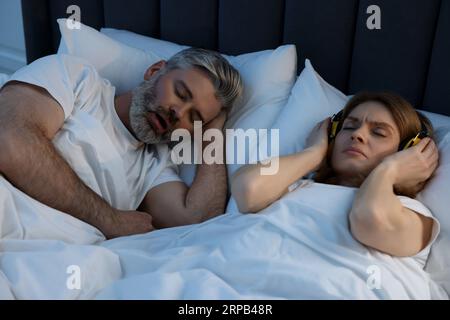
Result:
[0, 175, 446, 299]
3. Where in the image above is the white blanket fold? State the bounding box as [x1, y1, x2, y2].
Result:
[0, 176, 445, 299]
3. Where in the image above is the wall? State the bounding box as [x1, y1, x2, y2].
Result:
[0, 0, 27, 74]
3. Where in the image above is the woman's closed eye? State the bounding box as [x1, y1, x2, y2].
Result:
[342, 125, 387, 137]
[372, 128, 387, 137]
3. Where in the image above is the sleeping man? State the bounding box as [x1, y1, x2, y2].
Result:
[0, 48, 243, 239]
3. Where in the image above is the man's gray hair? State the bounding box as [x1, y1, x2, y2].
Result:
[163, 47, 243, 110]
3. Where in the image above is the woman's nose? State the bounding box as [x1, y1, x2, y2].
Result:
[351, 128, 366, 143]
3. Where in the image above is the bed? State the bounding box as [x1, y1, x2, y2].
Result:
[0, 0, 448, 299]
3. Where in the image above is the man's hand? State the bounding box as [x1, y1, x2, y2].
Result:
[204, 109, 227, 131]
[104, 210, 155, 239]
[381, 137, 439, 191]
[139, 110, 229, 229]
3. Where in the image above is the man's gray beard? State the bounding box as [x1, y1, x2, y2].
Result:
[129, 75, 172, 145]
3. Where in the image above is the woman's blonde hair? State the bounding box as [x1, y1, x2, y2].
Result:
[314, 91, 434, 197]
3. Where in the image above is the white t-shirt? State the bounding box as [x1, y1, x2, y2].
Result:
[288, 179, 440, 268]
[7, 54, 182, 210]
[396, 195, 440, 267]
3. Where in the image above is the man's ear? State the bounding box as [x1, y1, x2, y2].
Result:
[144, 60, 167, 80]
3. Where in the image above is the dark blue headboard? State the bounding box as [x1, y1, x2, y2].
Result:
[21, 0, 450, 116]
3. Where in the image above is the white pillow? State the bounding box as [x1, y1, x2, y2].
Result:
[271, 59, 349, 157]
[417, 126, 450, 295]
[101, 27, 189, 59]
[419, 110, 450, 129]
[0, 73, 10, 90]
[57, 20, 297, 186]
[57, 20, 160, 95]
[100, 26, 296, 130]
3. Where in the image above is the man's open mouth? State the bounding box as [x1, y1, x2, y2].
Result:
[148, 111, 169, 134]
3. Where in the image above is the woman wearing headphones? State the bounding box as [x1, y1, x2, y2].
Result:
[231, 91, 440, 259]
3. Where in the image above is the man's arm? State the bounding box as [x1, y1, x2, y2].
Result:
[139, 111, 228, 228]
[0, 82, 153, 238]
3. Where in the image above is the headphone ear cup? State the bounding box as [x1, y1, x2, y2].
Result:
[398, 138, 411, 151]
[399, 114, 430, 151]
[329, 110, 344, 141]
[329, 121, 340, 140]
[399, 131, 428, 151]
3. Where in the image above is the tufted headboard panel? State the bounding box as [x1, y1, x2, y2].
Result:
[21, 0, 450, 116]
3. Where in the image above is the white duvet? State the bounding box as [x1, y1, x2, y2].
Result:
[0, 174, 446, 300]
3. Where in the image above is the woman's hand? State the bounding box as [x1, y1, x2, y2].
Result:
[380, 137, 439, 191]
[304, 118, 330, 170]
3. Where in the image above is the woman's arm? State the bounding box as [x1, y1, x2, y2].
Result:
[231, 119, 329, 213]
[232, 147, 325, 213]
[349, 138, 438, 257]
